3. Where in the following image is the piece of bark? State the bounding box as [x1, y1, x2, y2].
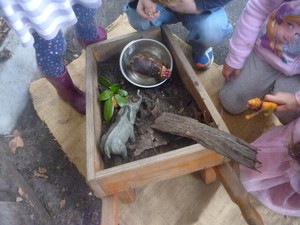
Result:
[151, 112, 260, 169]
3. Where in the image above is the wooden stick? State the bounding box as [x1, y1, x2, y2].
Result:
[118, 188, 136, 204]
[199, 167, 217, 184]
[101, 194, 119, 225]
[215, 163, 264, 225]
[151, 112, 260, 169]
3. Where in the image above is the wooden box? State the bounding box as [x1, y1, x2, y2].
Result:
[85, 26, 230, 198]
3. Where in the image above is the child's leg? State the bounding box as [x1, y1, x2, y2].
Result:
[73, 4, 107, 48]
[273, 75, 300, 124]
[180, 8, 232, 58]
[124, 0, 178, 30]
[219, 51, 281, 114]
[33, 31, 66, 77]
[73, 4, 99, 40]
[33, 31, 85, 114]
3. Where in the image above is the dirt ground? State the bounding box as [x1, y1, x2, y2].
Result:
[1, 101, 101, 225]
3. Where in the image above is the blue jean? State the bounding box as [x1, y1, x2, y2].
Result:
[124, 1, 233, 57]
[33, 4, 99, 77]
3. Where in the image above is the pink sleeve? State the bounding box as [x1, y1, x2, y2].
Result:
[225, 0, 284, 69]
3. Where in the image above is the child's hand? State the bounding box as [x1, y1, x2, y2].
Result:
[137, 0, 160, 20]
[263, 92, 300, 112]
[222, 63, 240, 81]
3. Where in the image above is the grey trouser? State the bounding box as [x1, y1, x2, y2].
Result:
[219, 51, 300, 124]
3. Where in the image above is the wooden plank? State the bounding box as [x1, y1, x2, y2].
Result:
[95, 145, 228, 196]
[101, 194, 119, 225]
[199, 168, 217, 184]
[161, 26, 229, 133]
[85, 47, 106, 197]
[118, 188, 136, 204]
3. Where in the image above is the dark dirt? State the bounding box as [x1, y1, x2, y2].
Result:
[0, 99, 102, 225]
[97, 54, 203, 168]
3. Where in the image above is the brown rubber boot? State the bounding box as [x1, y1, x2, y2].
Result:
[45, 69, 86, 114]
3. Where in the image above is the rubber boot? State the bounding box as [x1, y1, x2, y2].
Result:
[45, 68, 86, 115]
[77, 26, 107, 49]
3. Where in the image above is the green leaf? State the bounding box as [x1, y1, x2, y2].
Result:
[99, 76, 113, 88]
[117, 89, 128, 97]
[114, 94, 128, 107]
[98, 90, 114, 101]
[109, 84, 121, 93]
[103, 98, 114, 123]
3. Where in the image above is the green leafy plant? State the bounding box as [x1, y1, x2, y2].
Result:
[98, 76, 128, 123]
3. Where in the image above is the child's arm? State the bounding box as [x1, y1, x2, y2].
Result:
[223, 0, 283, 80]
[263, 92, 300, 112]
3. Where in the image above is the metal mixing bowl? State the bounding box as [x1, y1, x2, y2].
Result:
[119, 38, 173, 88]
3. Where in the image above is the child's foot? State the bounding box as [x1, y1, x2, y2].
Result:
[193, 47, 214, 70]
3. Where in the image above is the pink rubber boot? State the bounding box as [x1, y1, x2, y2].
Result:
[45, 68, 86, 115]
[77, 26, 107, 49]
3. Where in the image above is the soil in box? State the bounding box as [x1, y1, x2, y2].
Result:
[98, 54, 205, 169]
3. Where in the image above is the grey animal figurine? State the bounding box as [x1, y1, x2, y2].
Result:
[100, 90, 142, 159]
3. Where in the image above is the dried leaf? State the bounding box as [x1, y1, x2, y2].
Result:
[16, 196, 23, 202]
[33, 167, 48, 178]
[60, 199, 66, 208]
[37, 167, 47, 174]
[8, 130, 24, 153]
[151, 98, 161, 118]
[127, 128, 171, 156]
[18, 187, 24, 196]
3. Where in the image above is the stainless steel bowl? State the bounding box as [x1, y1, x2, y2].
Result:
[119, 38, 173, 88]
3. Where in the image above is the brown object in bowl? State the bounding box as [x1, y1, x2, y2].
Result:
[128, 54, 171, 81]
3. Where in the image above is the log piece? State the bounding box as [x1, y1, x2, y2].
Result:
[151, 112, 260, 169]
